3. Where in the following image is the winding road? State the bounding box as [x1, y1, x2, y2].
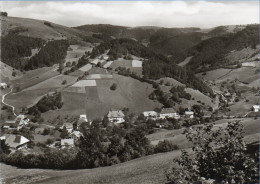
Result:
[1, 88, 17, 117]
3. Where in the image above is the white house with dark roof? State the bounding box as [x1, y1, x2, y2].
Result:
[142, 111, 158, 120]
[107, 110, 125, 124]
[1, 134, 30, 151]
[159, 108, 179, 119]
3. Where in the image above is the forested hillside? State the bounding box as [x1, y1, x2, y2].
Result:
[24, 40, 69, 70]
[186, 25, 259, 72]
[92, 38, 213, 96]
[1, 34, 45, 69]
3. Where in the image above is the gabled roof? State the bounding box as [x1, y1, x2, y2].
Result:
[4, 134, 30, 149]
[107, 110, 125, 118]
[143, 111, 157, 117]
[161, 108, 176, 114]
[61, 139, 74, 146]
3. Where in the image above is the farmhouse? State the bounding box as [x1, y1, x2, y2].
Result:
[107, 110, 125, 124]
[185, 111, 194, 119]
[1, 134, 30, 151]
[142, 111, 158, 120]
[61, 139, 74, 148]
[80, 114, 88, 122]
[2, 115, 29, 130]
[159, 108, 180, 119]
[60, 123, 73, 133]
[0, 82, 7, 89]
[252, 105, 260, 112]
[70, 131, 82, 140]
[3, 120, 19, 129]
[16, 115, 30, 130]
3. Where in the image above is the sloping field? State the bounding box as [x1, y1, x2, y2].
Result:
[242, 61, 259, 67]
[103, 61, 113, 68]
[199, 67, 258, 84]
[110, 59, 132, 69]
[226, 47, 258, 63]
[65, 45, 92, 64]
[79, 64, 92, 72]
[0, 62, 21, 82]
[85, 74, 113, 79]
[2, 16, 88, 41]
[217, 67, 257, 83]
[156, 77, 185, 87]
[65, 80, 97, 93]
[91, 58, 106, 65]
[177, 56, 193, 67]
[46, 74, 161, 120]
[1, 149, 182, 184]
[239, 74, 259, 84]
[71, 80, 97, 87]
[197, 68, 232, 81]
[248, 79, 259, 88]
[132, 60, 143, 67]
[11, 66, 59, 90]
[110, 58, 143, 76]
[23, 75, 77, 91]
[5, 88, 56, 112]
[229, 93, 258, 115]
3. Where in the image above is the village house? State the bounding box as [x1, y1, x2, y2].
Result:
[3, 115, 29, 130]
[61, 138, 74, 148]
[185, 111, 194, 119]
[252, 105, 260, 112]
[0, 82, 7, 89]
[107, 110, 125, 124]
[159, 108, 180, 119]
[70, 130, 82, 140]
[3, 120, 19, 129]
[60, 123, 73, 133]
[77, 114, 91, 130]
[79, 114, 88, 122]
[142, 111, 158, 120]
[1, 134, 30, 151]
[16, 115, 30, 130]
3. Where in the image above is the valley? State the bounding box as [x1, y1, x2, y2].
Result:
[0, 13, 259, 184]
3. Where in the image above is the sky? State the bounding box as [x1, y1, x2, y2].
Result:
[0, 1, 259, 28]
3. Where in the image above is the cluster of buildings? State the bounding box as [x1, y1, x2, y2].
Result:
[106, 108, 194, 124]
[142, 108, 194, 120]
[3, 115, 30, 130]
[1, 108, 194, 151]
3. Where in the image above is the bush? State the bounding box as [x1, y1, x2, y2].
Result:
[110, 83, 117, 91]
[44, 21, 53, 27]
[62, 80, 67, 85]
[166, 121, 259, 183]
[42, 128, 51, 135]
[155, 140, 179, 153]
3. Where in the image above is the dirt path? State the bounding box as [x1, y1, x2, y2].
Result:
[2, 88, 17, 116]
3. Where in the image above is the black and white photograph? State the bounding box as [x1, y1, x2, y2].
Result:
[0, 1, 259, 183]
